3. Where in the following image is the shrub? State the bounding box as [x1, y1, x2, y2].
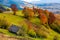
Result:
[28, 29, 36, 38]
[17, 22, 28, 36]
[17, 29, 27, 36]
[6, 8, 11, 11]
[53, 35, 59, 40]
[36, 25, 50, 38]
[0, 17, 9, 29]
[22, 24, 28, 33]
[0, 9, 3, 13]
[50, 23, 60, 33]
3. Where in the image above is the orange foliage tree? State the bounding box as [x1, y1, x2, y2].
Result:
[37, 9, 48, 24]
[11, 4, 18, 15]
[22, 7, 34, 19]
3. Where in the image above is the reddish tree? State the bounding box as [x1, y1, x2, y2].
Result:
[37, 9, 48, 24]
[48, 12, 56, 24]
[11, 4, 18, 15]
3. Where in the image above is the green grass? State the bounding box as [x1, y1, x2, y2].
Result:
[0, 11, 42, 40]
[0, 10, 60, 40]
[0, 28, 43, 40]
[0, 28, 16, 36]
[0, 13, 24, 26]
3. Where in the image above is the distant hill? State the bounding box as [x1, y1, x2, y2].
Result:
[0, 5, 7, 12]
[0, 0, 60, 13]
[37, 3, 60, 14]
[0, 4, 11, 13]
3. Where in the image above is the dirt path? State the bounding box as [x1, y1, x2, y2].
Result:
[0, 33, 19, 40]
[0, 33, 33, 40]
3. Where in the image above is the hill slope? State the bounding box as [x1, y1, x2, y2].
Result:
[0, 10, 60, 40]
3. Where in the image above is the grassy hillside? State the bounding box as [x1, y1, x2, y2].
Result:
[0, 10, 60, 40]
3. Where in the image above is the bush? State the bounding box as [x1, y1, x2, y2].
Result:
[17, 29, 27, 36]
[36, 25, 50, 38]
[0, 9, 3, 13]
[6, 8, 11, 11]
[21, 22, 28, 33]
[17, 22, 28, 36]
[0, 17, 9, 29]
[50, 23, 60, 33]
[53, 35, 59, 40]
[28, 29, 36, 38]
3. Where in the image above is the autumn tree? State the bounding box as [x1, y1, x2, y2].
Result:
[33, 6, 38, 14]
[44, 10, 50, 17]
[48, 12, 56, 25]
[27, 8, 34, 18]
[11, 4, 18, 15]
[22, 7, 34, 19]
[37, 9, 48, 25]
[22, 7, 29, 18]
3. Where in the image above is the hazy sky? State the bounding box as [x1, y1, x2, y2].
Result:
[10, 0, 60, 4]
[22, 0, 60, 3]
[0, 0, 60, 5]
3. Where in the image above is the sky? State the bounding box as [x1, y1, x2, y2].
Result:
[0, 0, 60, 10]
[14, 0, 60, 3]
[0, 0, 60, 4]
[0, 0, 60, 7]
[23, 0, 60, 3]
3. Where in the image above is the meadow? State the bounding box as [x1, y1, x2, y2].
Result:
[0, 10, 60, 40]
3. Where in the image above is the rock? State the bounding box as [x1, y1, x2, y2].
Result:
[8, 25, 20, 34]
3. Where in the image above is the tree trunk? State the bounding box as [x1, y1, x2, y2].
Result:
[13, 11, 16, 15]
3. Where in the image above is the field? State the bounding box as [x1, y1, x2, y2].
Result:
[0, 10, 60, 40]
